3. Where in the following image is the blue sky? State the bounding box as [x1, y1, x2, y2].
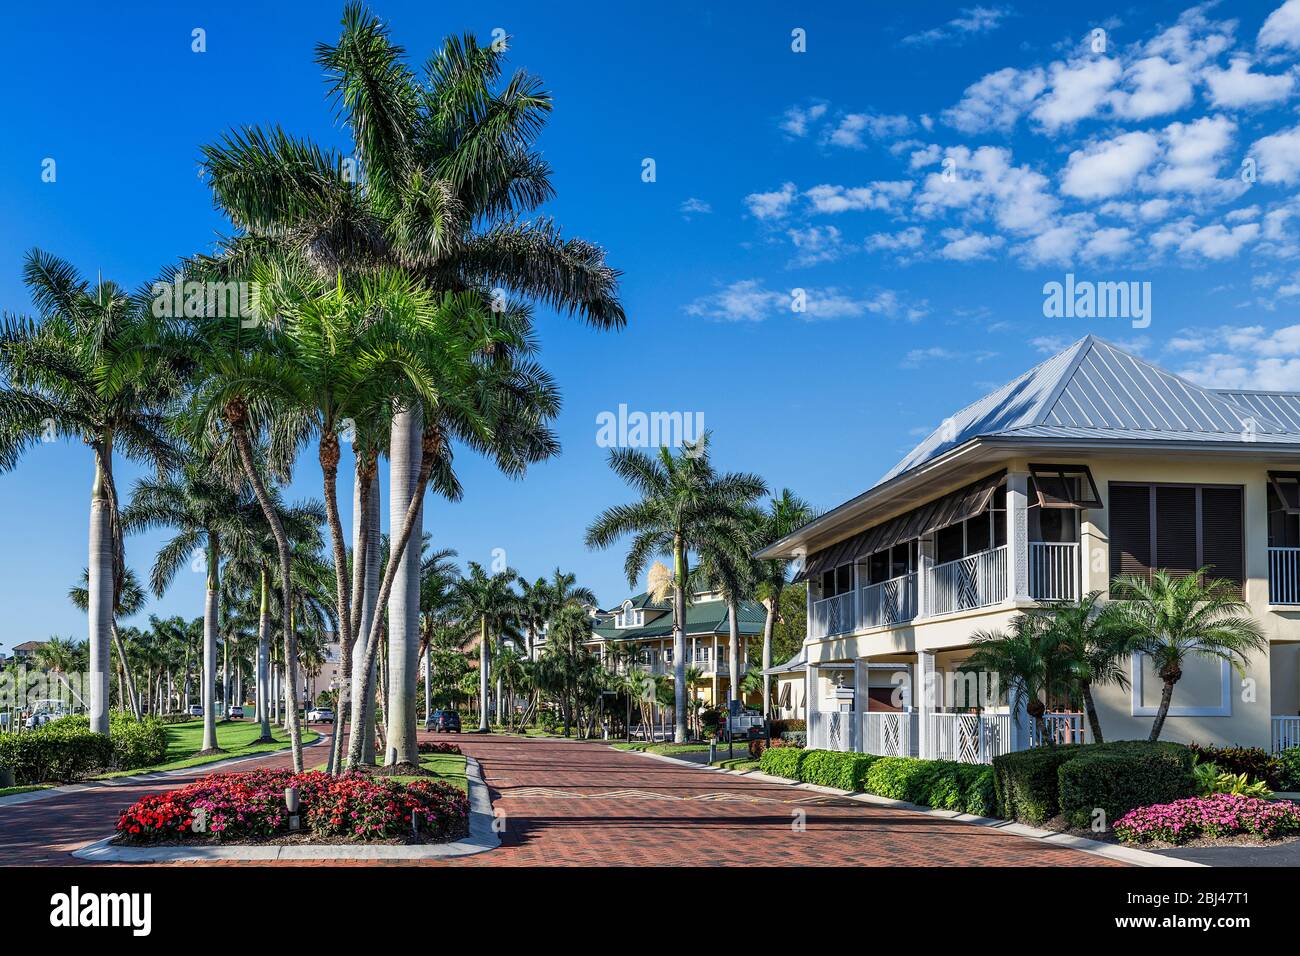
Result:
[1, 0, 1299, 647]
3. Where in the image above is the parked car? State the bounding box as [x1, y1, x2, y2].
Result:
[427, 709, 461, 733]
[227, 704, 244, 719]
[24, 699, 70, 729]
[187, 704, 203, 718]
[307, 706, 334, 723]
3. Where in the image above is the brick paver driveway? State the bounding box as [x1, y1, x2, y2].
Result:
[0, 731, 1119, 867]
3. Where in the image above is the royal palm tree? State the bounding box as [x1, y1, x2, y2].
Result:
[696, 524, 763, 708]
[750, 491, 816, 717]
[542, 602, 595, 736]
[70, 566, 148, 718]
[586, 435, 766, 742]
[1035, 593, 1134, 743]
[1110, 569, 1266, 742]
[419, 546, 459, 726]
[0, 251, 180, 731]
[451, 561, 521, 734]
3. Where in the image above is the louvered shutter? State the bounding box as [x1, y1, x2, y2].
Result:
[1201, 486, 1244, 591]
[1156, 486, 1198, 579]
[1109, 484, 1152, 586]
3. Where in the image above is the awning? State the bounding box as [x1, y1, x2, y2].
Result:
[793, 469, 1006, 582]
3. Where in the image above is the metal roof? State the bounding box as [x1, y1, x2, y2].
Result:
[879, 336, 1300, 484]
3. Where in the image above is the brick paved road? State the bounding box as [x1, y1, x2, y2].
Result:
[0, 730, 1119, 867]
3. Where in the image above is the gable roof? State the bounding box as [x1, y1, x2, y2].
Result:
[591, 593, 765, 641]
[881, 335, 1300, 484]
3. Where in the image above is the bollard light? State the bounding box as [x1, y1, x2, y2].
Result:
[285, 785, 300, 831]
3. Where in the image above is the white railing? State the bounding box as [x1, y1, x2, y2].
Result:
[1273, 715, 1300, 752]
[1030, 711, 1088, 746]
[809, 710, 854, 752]
[925, 712, 1013, 764]
[861, 711, 918, 758]
[860, 572, 919, 629]
[811, 591, 856, 639]
[1029, 542, 1079, 602]
[927, 546, 1008, 617]
[1269, 548, 1300, 605]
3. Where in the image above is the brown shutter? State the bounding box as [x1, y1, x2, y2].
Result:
[1109, 484, 1152, 585]
[1156, 486, 1198, 578]
[1201, 486, 1244, 591]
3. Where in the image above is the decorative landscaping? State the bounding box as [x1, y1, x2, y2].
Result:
[1114, 794, 1300, 847]
[114, 768, 469, 846]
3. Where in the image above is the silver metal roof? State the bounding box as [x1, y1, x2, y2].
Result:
[879, 336, 1300, 485]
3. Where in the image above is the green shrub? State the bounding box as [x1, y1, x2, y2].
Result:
[1276, 747, 1300, 792]
[798, 750, 877, 791]
[992, 746, 1084, 824]
[864, 756, 930, 801]
[1189, 744, 1282, 789]
[759, 745, 806, 780]
[1058, 744, 1196, 829]
[0, 724, 115, 783]
[107, 716, 169, 769]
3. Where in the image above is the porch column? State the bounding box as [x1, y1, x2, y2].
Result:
[1007, 471, 1031, 602]
[917, 533, 935, 618]
[711, 634, 718, 704]
[915, 651, 935, 759]
[806, 662, 819, 744]
[853, 658, 868, 753]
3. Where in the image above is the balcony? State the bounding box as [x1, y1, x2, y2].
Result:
[927, 546, 1008, 617]
[1269, 547, 1300, 604]
[1028, 541, 1080, 602]
[862, 572, 919, 629]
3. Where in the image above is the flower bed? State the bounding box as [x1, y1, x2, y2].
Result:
[115, 769, 469, 845]
[1114, 794, 1300, 846]
[417, 741, 462, 755]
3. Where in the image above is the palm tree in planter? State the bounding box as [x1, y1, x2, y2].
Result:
[586, 435, 767, 743]
[451, 562, 522, 735]
[123, 461, 259, 753]
[0, 251, 181, 732]
[1110, 569, 1266, 742]
[961, 613, 1072, 747]
[750, 491, 816, 717]
[1036, 593, 1135, 743]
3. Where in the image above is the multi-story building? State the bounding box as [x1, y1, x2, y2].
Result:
[758, 336, 1300, 762]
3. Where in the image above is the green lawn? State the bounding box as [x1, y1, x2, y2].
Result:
[712, 757, 761, 772]
[611, 741, 719, 755]
[310, 751, 468, 792]
[95, 719, 320, 779]
[0, 785, 48, 798]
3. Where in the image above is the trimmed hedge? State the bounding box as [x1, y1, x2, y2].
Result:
[0, 713, 169, 784]
[758, 747, 996, 817]
[994, 741, 1196, 827]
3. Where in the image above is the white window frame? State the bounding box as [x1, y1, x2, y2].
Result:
[1129, 652, 1232, 717]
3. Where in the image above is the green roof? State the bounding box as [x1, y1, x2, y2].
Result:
[592, 592, 765, 642]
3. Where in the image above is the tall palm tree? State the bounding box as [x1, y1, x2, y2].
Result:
[199, 5, 624, 767]
[451, 562, 521, 734]
[1035, 593, 1134, 743]
[542, 602, 594, 736]
[123, 461, 259, 752]
[70, 566, 148, 718]
[419, 546, 459, 727]
[1110, 569, 1266, 742]
[961, 614, 1072, 746]
[696, 524, 763, 709]
[750, 490, 816, 717]
[586, 435, 767, 742]
[0, 251, 180, 732]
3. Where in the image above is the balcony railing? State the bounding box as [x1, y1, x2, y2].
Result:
[927, 712, 1013, 764]
[1028, 542, 1079, 602]
[1269, 547, 1300, 605]
[861, 572, 919, 629]
[811, 590, 856, 638]
[861, 711, 917, 757]
[927, 546, 1008, 617]
[1273, 715, 1300, 752]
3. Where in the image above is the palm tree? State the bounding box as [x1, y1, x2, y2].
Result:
[69, 566, 148, 718]
[0, 251, 180, 732]
[451, 562, 521, 735]
[1110, 569, 1266, 742]
[1035, 593, 1134, 743]
[586, 434, 766, 742]
[493, 644, 526, 730]
[199, 5, 624, 767]
[419, 546, 460, 726]
[961, 614, 1072, 746]
[543, 603, 595, 736]
[750, 490, 816, 717]
[123, 461, 260, 752]
[696, 523, 764, 709]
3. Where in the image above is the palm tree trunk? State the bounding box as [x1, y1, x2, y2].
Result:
[228, 409, 303, 771]
[1081, 681, 1105, 743]
[479, 619, 490, 732]
[761, 593, 777, 718]
[672, 535, 688, 743]
[109, 623, 141, 720]
[345, 463, 381, 766]
[1149, 679, 1177, 742]
[424, 648, 432, 726]
[386, 406, 422, 765]
[255, 567, 273, 741]
[87, 444, 114, 734]
[727, 599, 740, 706]
[201, 533, 221, 752]
[319, 430, 353, 776]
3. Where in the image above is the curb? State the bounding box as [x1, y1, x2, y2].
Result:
[70, 755, 500, 863]
[620, 748, 1201, 869]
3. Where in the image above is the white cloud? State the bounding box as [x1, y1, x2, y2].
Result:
[1081, 226, 1134, 260]
[1144, 115, 1240, 196]
[804, 181, 913, 214]
[1031, 57, 1122, 131]
[744, 182, 797, 220]
[1178, 221, 1261, 259]
[909, 144, 942, 169]
[915, 146, 1059, 234]
[780, 104, 827, 137]
[1111, 56, 1195, 119]
[1259, 0, 1300, 52]
[679, 197, 712, 218]
[939, 229, 1004, 261]
[1252, 125, 1300, 184]
[1060, 131, 1160, 199]
[826, 112, 913, 148]
[684, 281, 926, 323]
[944, 67, 1046, 133]
[787, 225, 846, 266]
[1203, 57, 1295, 107]
[684, 280, 785, 322]
[866, 227, 925, 252]
[902, 5, 1011, 45]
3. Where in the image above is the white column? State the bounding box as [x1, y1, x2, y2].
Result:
[916, 651, 936, 760]
[1007, 471, 1031, 602]
[711, 634, 718, 704]
[917, 534, 935, 618]
[853, 658, 868, 753]
[806, 663, 818, 746]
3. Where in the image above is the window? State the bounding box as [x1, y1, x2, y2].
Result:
[1107, 482, 1243, 590]
[820, 564, 854, 596]
[1029, 463, 1101, 508]
[866, 541, 917, 584]
[935, 484, 1006, 563]
[1269, 483, 1300, 548]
